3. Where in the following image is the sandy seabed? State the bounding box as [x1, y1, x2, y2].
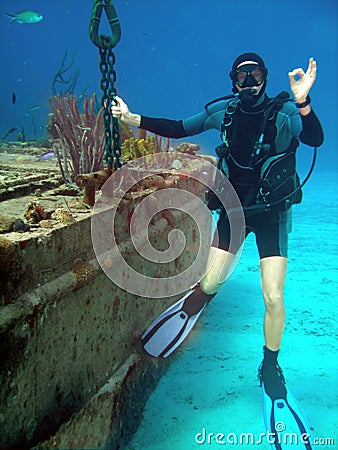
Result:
[129, 171, 338, 450]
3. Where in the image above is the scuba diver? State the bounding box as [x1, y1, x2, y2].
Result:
[111, 53, 323, 448]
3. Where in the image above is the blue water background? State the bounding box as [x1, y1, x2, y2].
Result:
[0, 0, 337, 174]
[1, 2, 337, 449]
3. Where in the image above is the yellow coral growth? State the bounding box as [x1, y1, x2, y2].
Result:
[51, 208, 76, 225]
[121, 134, 162, 161]
[72, 258, 96, 291]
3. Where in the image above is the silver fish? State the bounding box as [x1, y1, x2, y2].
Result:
[4, 10, 43, 25]
[28, 105, 41, 112]
[38, 151, 55, 161]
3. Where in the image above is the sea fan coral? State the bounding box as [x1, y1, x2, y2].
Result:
[49, 94, 136, 182]
[49, 94, 105, 180]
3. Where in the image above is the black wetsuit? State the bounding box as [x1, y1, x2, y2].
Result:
[139, 94, 323, 258]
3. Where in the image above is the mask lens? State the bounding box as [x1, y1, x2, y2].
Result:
[236, 71, 248, 85]
[235, 64, 265, 86]
[251, 68, 263, 83]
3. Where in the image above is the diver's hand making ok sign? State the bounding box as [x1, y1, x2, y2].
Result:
[288, 57, 317, 104]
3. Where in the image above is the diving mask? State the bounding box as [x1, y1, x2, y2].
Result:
[232, 64, 267, 88]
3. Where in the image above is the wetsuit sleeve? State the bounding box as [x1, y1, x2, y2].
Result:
[299, 109, 324, 147]
[140, 116, 189, 138]
[139, 101, 226, 138]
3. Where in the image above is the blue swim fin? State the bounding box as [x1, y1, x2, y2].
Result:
[259, 364, 315, 449]
[141, 286, 214, 358]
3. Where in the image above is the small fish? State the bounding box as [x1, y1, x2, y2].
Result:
[12, 92, 16, 105]
[4, 10, 43, 25]
[76, 125, 91, 131]
[38, 151, 55, 161]
[28, 105, 41, 112]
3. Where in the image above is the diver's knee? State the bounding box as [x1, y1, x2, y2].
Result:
[263, 290, 284, 311]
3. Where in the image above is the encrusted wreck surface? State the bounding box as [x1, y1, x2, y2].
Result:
[0, 151, 63, 203]
[0, 148, 212, 449]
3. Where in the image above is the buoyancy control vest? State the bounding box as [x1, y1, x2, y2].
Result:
[207, 91, 304, 215]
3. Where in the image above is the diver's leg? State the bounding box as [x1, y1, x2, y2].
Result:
[175, 246, 237, 316]
[258, 246, 313, 445]
[258, 256, 288, 398]
[255, 210, 289, 394]
[253, 208, 290, 351]
[141, 246, 238, 357]
[199, 246, 236, 294]
[201, 208, 243, 295]
[142, 247, 239, 357]
[142, 209, 241, 357]
[260, 255, 287, 350]
[252, 211, 290, 392]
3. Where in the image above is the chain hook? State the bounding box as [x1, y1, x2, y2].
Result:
[89, 0, 121, 49]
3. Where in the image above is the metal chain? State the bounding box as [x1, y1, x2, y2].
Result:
[90, 0, 121, 171]
[99, 41, 121, 170]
